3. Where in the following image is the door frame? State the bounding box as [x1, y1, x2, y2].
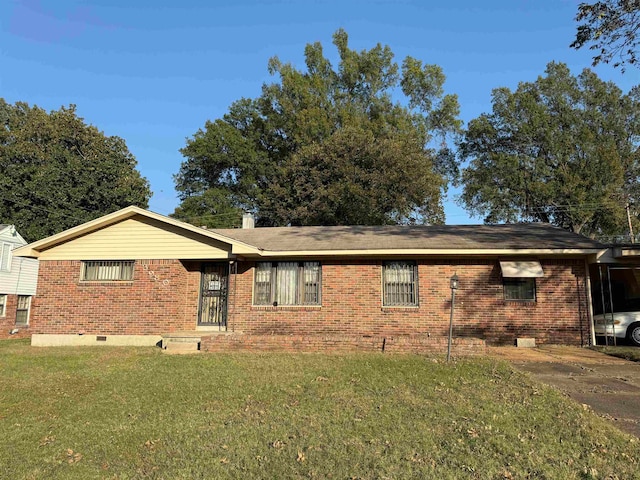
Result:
[197, 262, 229, 329]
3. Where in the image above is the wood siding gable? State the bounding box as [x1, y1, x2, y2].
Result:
[36, 216, 233, 260]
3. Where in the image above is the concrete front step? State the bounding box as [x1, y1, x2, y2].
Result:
[161, 332, 202, 354]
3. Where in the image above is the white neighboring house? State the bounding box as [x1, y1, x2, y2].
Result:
[0, 225, 39, 335]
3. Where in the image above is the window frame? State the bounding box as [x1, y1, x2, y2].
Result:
[81, 260, 135, 282]
[15, 295, 30, 326]
[382, 261, 419, 307]
[1, 242, 12, 272]
[0, 294, 6, 317]
[503, 277, 537, 302]
[253, 261, 322, 306]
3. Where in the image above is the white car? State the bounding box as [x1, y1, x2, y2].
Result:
[594, 312, 640, 346]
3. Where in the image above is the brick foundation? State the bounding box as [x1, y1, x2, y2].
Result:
[201, 333, 486, 355]
[29, 257, 591, 348]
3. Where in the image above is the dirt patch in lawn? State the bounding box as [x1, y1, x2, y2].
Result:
[490, 345, 640, 438]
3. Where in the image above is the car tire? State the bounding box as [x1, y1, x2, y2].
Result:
[627, 323, 640, 347]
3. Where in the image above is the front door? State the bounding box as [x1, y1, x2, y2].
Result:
[198, 263, 229, 329]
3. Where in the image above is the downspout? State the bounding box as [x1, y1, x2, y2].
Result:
[14, 257, 24, 296]
[598, 265, 607, 346]
[229, 259, 238, 333]
[606, 265, 617, 347]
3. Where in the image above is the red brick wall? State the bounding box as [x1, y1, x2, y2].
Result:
[0, 294, 32, 340]
[30, 260, 201, 335]
[226, 259, 591, 346]
[29, 257, 591, 347]
[201, 333, 486, 355]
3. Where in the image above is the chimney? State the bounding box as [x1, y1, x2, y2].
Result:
[242, 213, 255, 229]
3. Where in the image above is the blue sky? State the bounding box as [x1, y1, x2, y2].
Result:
[1, 0, 639, 224]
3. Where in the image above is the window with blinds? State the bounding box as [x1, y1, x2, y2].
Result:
[81, 261, 135, 281]
[383, 261, 418, 306]
[254, 261, 321, 306]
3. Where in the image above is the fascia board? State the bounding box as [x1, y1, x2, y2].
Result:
[12, 206, 261, 258]
[237, 248, 605, 258]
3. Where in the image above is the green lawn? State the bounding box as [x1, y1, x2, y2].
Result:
[1, 339, 638, 479]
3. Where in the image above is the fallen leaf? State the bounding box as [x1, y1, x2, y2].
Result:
[296, 450, 306, 462]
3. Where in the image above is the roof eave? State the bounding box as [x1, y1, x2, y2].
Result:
[12, 206, 262, 258]
[240, 248, 605, 258]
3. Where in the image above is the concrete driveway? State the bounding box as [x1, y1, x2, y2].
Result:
[489, 345, 640, 437]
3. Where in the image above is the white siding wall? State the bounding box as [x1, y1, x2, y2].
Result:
[0, 227, 38, 295]
[0, 257, 39, 295]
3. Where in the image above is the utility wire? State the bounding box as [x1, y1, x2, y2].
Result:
[1, 195, 246, 227]
[1, 196, 88, 223]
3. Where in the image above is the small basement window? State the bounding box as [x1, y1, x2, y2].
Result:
[0, 294, 6, 317]
[82, 260, 135, 281]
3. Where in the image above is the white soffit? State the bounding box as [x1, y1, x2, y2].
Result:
[499, 261, 544, 278]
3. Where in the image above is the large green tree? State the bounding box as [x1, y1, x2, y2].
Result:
[459, 62, 640, 238]
[571, 0, 640, 71]
[0, 100, 151, 241]
[174, 29, 461, 227]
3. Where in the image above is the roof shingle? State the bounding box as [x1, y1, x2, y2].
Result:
[211, 223, 604, 252]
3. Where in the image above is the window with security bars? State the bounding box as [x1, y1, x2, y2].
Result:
[503, 278, 536, 301]
[383, 261, 418, 306]
[254, 261, 321, 306]
[15, 295, 30, 326]
[0, 294, 6, 317]
[82, 261, 135, 281]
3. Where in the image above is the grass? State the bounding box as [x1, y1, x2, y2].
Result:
[1, 339, 639, 479]
[591, 345, 640, 362]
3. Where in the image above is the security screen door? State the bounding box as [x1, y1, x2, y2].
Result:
[198, 263, 228, 329]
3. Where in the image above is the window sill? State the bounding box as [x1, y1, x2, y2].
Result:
[382, 305, 419, 311]
[503, 300, 537, 306]
[78, 281, 134, 286]
[251, 305, 322, 311]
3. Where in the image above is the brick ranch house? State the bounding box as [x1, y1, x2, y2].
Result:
[12, 206, 606, 353]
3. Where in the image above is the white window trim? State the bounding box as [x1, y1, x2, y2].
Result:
[0, 294, 6, 317]
[15, 295, 31, 326]
[1, 243, 12, 272]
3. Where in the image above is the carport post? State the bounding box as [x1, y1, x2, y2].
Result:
[447, 273, 459, 363]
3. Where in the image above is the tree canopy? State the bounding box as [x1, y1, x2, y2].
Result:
[571, 0, 640, 71]
[0, 100, 151, 241]
[174, 29, 461, 227]
[458, 62, 640, 238]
